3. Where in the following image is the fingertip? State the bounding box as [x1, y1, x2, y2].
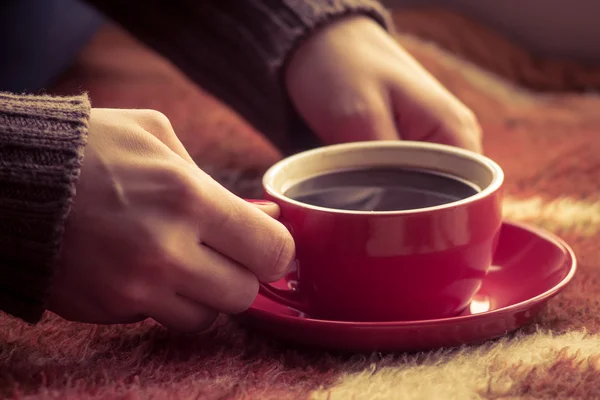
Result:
[250, 213, 296, 283]
[166, 311, 218, 335]
[245, 199, 281, 219]
[245, 199, 275, 205]
[461, 133, 484, 154]
[457, 137, 482, 154]
[259, 257, 297, 284]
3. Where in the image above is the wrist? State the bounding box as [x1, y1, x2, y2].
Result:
[286, 16, 381, 87]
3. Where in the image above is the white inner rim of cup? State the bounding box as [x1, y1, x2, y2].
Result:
[263, 141, 504, 215]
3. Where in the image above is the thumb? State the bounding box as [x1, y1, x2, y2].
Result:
[245, 199, 281, 219]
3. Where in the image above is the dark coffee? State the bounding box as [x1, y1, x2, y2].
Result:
[285, 167, 480, 211]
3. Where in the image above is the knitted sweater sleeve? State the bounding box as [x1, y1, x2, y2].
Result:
[85, 0, 392, 148]
[0, 92, 90, 323]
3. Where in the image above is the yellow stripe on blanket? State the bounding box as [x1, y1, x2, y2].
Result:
[311, 330, 600, 400]
[503, 196, 600, 237]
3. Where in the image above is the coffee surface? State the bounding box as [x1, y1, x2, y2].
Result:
[285, 167, 480, 211]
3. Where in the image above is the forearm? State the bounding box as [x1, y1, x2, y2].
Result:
[0, 92, 90, 323]
[85, 0, 392, 147]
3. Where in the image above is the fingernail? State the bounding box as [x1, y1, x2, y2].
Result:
[245, 199, 275, 206]
[246, 199, 280, 219]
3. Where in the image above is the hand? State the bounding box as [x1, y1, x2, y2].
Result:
[285, 16, 482, 152]
[48, 109, 295, 332]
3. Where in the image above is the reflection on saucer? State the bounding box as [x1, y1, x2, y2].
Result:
[469, 297, 491, 314]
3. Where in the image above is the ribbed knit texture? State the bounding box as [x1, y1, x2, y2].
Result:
[0, 92, 90, 323]
[87, 0, 391, 149]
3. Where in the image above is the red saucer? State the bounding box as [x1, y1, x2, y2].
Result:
[238, 221, 576, 352]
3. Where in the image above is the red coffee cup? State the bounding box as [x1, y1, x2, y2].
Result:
[259, 141, 504, 322]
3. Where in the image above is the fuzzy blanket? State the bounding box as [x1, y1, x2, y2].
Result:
[4, 7, 600, 399]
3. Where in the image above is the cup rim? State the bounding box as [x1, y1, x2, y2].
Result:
[263, 141, 504, 215]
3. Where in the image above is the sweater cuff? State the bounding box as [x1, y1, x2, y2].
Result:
[270, 1, 394, 71]
[0, 92, 90, 323]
